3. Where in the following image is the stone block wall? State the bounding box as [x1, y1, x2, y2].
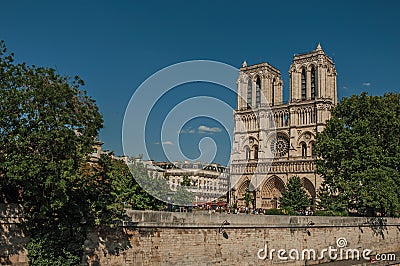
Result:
[87, 211, 400, 266]
[2, 209, 400, 265]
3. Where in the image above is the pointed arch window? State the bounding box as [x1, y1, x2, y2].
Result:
[284, 112, 289, 126]
[311, 66, 317, 100]
[272, 78, 275, 106]
[245, 146, 250, 161]
[256, 77, 261, 107]
[247, 79, 252, 107]
[301, 69, 307, 100]
[301, 142, 307, 158]
[254, 145, 259, 160]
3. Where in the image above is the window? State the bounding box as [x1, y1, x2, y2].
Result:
[245, 146, 250, 160]
[247, 79, 252, 107]
[270, 135, 289, 157]
[284, 113, 289, 126]
[301, 68, 306, 100]
[301, 143, 307, 158]
[272, 78, 275, 106]
[311, 66, 317, 99]
[254, 145, 259, 160]
[256, 77, 261, 107]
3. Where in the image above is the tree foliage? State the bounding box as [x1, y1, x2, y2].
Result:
[0, 40, 106, 264]
[171, 175, 194, 206]
[117, 160, 165, 210]
[316, 92, 400, 217]
[0, 40, 169, 264]
[128, 163, 196, 207]
[237, 181, 254, 209]
[317, 183, 347, 212]
[0, 40, 139, 264]
[242, 188, 254, 209]
[128, 161, 170, 208]
[279, 176, 310, 214]
[180, 175, 192, 187]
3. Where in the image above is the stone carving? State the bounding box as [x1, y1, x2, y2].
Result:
[304, 132, 311, 140]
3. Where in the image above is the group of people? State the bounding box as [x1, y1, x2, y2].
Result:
[188, 205, 315, 216]
[229, 207, 266, 215]
[297, 209, 314, 216]
[206, 207, 314, 216]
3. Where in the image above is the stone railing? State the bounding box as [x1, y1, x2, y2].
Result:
[230, 159, 315, 174]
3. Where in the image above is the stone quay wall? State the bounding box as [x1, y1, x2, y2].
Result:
[2, 208, 400, 265]
[88, 210, 400, 266]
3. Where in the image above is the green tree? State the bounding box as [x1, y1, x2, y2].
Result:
[181, 175, 192, 187]
[317, 183, 347, 213]
[0, 40, 167, 265]
[280, 176, 310, 214]
[315, 92, 400, 217]
[171, 186, 194, 206]
[78, 156, 166, 222]
[119, 160, 165, 210]
[170, 175, 195, 206]
[0, 41, 103, 264]
[78, 155, 124, 227]
[239, 182, 254, 209]
[128, 161, 170, 208]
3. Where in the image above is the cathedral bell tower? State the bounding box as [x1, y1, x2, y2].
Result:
[236, 61, 283, 110]
[289, 43, 337, 105]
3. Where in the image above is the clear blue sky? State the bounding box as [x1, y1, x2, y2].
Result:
[1, 0, 399, 164]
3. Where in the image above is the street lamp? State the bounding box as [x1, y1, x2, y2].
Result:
[219, 220, 230, 239]
[304, 221, 315, 236]
[167, 195, 173, 212]
[219, 220, 230, 234]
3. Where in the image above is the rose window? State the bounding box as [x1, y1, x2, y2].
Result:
[270, 135, 289, 157]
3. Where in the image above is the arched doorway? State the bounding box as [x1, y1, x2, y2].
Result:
[260, 176, 286, 209]
[301, 177, 316, 208]
[236, 179, 250, 208]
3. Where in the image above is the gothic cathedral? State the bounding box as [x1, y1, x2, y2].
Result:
[230, 44, 337, 209]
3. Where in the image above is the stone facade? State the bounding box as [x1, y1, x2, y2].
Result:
[230, 44, 337, 209]
[154, 161, 229, 204]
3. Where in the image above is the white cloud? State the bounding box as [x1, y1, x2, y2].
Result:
[363, 82, 371, 86]
[179, 127, 196, 134]
[162, 141, 174, 145]
[198, 125, 222, 133]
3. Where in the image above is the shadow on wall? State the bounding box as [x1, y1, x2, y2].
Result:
[0, 204, 134, 265]
[0, 204, 28, 264]
[358, 217, 388, 239]
[83, 218, 134, 265]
